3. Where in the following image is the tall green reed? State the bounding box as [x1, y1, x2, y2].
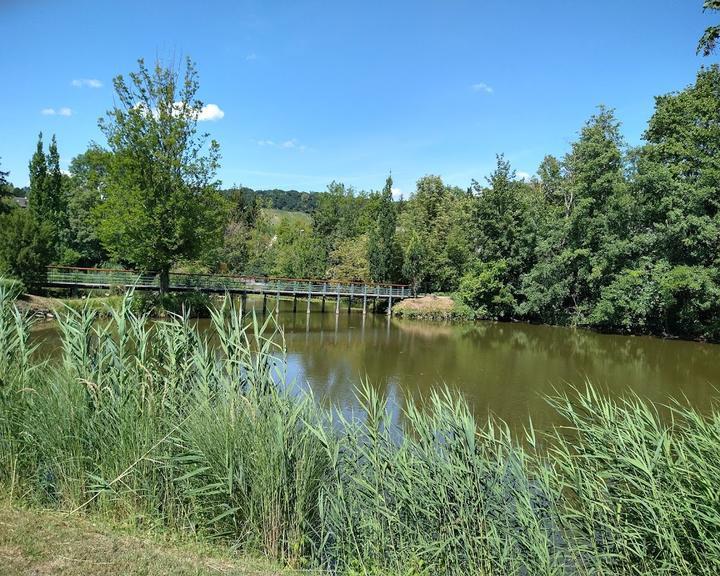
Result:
[1, 287, 719, 575]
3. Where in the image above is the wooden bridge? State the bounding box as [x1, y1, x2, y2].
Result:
[45, 266, 411, 315]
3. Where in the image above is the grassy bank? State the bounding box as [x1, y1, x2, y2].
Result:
[1, 286, 719, 575]
[0, 503, 293, 575]
[392, 294, 475, 321]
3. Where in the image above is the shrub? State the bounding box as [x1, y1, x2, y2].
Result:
[0, 210, 54, 288]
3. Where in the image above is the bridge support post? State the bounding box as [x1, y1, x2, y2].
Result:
[387, 295, 393, 317]
[262, 293, 267, 315]
[348, 296, 352, 314]
[363, 295, 367, 315]
[241, 292, 247, 315]
[293, 295, 297, 314]
[306, 286, 311, 314]
[321, 296, 325, 313]
[335, 293, 340, 315]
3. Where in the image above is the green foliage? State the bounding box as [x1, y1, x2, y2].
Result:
[697, 0, 720, 55]
[0, 157, 13, 215]
[272, 219, 326, 278]
[367, 176, 401, 282]
[0, 210, 54, 287]
[328, 234, 370, 281]
[129, 290, 213, 317]
[2, 295, 720, 574]
[61, 146, 112, 266]
[27, 133, 67, 255]
[96, 58, 225, 290]
[458, 259, 515, 319]
[401, 232, 426, 296]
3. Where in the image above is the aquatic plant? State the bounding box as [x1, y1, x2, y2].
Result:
[1, 289, 719, 574]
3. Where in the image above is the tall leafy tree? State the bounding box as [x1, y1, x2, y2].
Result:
[28, 133, 49, 222]
[96, 58, 224, 292]
[63, 146, 113, 265]
[698, 0, 720, 56]
[367, 175, 401, 282]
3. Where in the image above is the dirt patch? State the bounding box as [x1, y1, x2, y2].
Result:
[394, 295, 455, 313]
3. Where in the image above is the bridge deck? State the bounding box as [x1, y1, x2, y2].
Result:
[45, 266, 410, 300]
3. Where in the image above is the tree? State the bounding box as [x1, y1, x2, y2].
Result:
[402, 231, 426, 296]
[328, 234, 370, 281]
[0, 209, 54, 287]
[96, 58, 224, 292]
[28, 133, 48, 222]
[0, 158, 13, 214]
[367, 175, 401, 282]
[698, 0, 720, 56]
[28, 134, 68, 255]
[63, 146, 113, 265]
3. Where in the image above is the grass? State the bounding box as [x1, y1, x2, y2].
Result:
[0, 502, 295, 575]
[1, 283, 719, 575]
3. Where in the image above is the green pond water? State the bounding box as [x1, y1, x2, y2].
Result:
[31, 296, 720, 431]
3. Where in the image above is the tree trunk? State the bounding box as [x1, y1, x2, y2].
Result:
[159, 268, 170, 295]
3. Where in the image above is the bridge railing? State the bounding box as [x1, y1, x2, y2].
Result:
[46, 266, 409, 298]
[47, 266, 159, 288]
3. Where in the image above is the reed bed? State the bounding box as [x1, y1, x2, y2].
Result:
[0, 285, 719, 575]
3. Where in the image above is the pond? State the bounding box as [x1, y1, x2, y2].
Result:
[31, 296, 720, 431]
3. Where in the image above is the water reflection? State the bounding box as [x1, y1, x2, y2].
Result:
[32, 295, 720, 431]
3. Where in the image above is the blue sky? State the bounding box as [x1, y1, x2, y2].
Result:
[0, 0, 717, 197]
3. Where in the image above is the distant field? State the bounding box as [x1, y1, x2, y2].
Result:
[263, 208, 312, 226]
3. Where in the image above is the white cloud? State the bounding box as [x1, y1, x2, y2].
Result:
[41, 107, 72, 116]
[197, 103, 224, 121]
[256, 138, 306, 151]
[134, 101, 224, 122]
[391, 187, 403, 201]
[245, 52, 257, 61]
[471, 82, 494, 94]
[516, 171, 532, 182]
[71, 78, 103, 88]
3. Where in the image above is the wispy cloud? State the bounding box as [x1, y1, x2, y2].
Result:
[41, 107, 72, 116]
[71, 78, 103, 88]
[391, 187, 403, 201]
[245, 52, 258, 61]
[256, 138, 307, 151]
[516, 171, 532, 182]
[135, 102, 225, 122]
[471, 82, 494, 94]
[197, 103, 225, 121]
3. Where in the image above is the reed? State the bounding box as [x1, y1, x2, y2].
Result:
[1, 287, 719, 574]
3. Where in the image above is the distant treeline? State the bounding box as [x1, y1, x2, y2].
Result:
[221, 187, 319, 213]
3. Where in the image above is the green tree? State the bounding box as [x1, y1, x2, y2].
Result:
[402, 231, 426, 296]
[96, 58, 224, 292]
[272, 219, 326, 279]
[328, 234, 370, 281]
[62, 146, 112, 265]
[0, 209, 54, 287]
[698, 0, 720, 55]
[0, 158, 13, 214]
[28, 134, 49, 222]
[367, 175, 401, 282]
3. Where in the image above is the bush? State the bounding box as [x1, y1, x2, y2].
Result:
[0, 277, 25, 298]
[0, 210, 54, 288]
[458, 259, 515, 319]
